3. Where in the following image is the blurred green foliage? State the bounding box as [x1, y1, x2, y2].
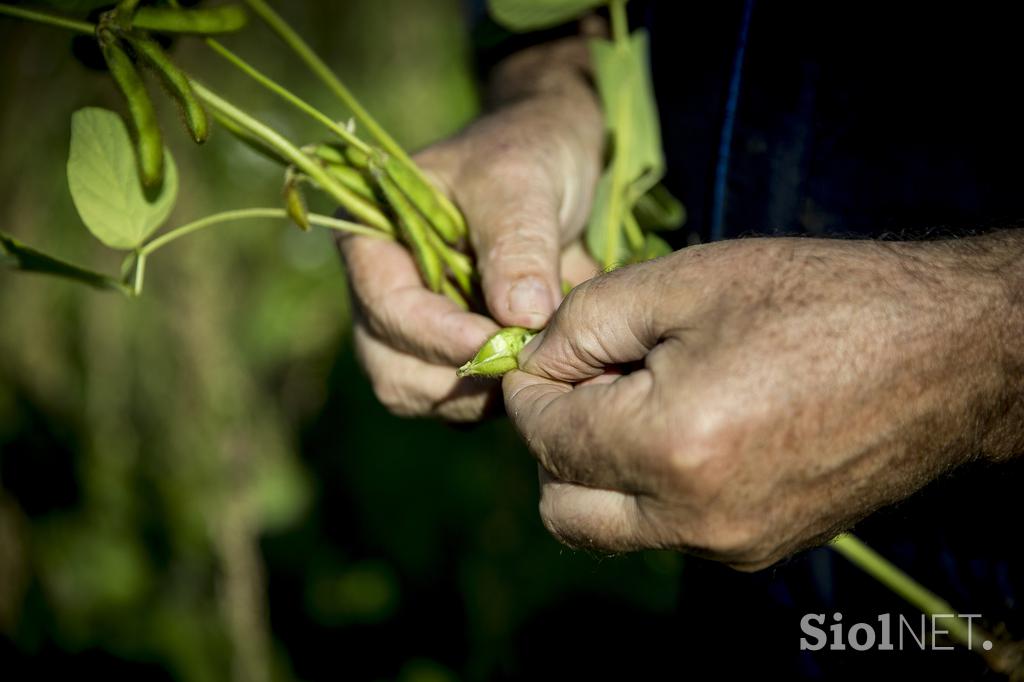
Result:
[0, 1, 682, 680]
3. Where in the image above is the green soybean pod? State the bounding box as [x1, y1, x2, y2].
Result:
[307, 145, 377, 200]
[283, 170, 311, 232]
[424, 223, 473, 296]
[325, 163, 377, 203]
[308, 143, 346, 165]
[132, 5, 248, 35]
[441, 279, 469, 311]
[375, 169, 444, 293]
[125, 32, 209, 144]
[457, 327, 537, 378]
[285, 187, 311, 232]
[382, 155, 463, 245]
[344, 145, 371, 171]
[99, 28, 163, 189]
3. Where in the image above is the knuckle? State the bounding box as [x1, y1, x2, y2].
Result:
[661, 402, 741, 499]
[485, 225, 557, 263]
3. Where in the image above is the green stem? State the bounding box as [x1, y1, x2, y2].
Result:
[139, 207, 389, 257]
[831, 533, 985, 648]
[0, 4, 93, 34]
[239, 0, 467, 242]
[191, 82, 394, 234]
[240, 0, 404, 162]
[609, 0, 629, 46]
[203, 38, 372, 154]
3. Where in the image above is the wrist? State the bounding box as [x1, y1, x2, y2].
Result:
[900, 231, 1024, 462]
[977, 230, 1024, 461]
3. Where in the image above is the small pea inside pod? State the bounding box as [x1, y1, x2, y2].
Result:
[457, 326, 537, 378]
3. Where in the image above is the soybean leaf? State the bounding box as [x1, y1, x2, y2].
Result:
[67, 108, 178, 250]
[623, 30, 664, 201]
[0, 231, 125, 292]
[488, 0, 613, 31]
[638, 233, 673, 261]
[586, 30, 664, 268]
[591, 31, 663, 199]
[634, 182, 686, 231]
[585, 167, 630, 268]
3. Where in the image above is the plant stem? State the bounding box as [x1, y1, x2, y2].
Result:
[238, 0, 467, 237]
[139, 207, 389, 257]
[0, 4, 93, 34]
[831, 533, 990, 649]
[240, 0, 403, 162]
[609, 0, 629, 46]
[204, 38, 372, 154]
[191, 82, 394, 234]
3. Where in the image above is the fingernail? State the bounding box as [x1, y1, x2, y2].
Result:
[508, 277, 552, 316]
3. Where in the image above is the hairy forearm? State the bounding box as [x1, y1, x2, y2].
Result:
[951, 229, 1024, 461]
[883, 230, 1024, 465]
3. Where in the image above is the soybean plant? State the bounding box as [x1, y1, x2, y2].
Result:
[0, 0, 471, 306]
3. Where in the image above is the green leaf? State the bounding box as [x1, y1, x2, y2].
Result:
[585, 168, 629, 268]
[591, 31, 663, 197]
[638, 233, 673, 261]
[623, 31, 664, 200]
[67, 108, 178, 250]
[585, 30, 666, 269]
[634, 183, 686, 231]
[0, 231, 126, 292]
[487, 0, 612, 31]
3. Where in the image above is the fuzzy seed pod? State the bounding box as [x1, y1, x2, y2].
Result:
[457, 327, 537, 378]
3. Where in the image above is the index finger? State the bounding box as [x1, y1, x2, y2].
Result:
[338, 233, 499, 366]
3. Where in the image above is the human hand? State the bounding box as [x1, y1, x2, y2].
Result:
[338, 37, 603, 421]
[504, 235, 1024, 569]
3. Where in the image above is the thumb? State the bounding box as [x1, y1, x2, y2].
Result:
[517, 268, 661, 384]
[459, 167, 564, 329]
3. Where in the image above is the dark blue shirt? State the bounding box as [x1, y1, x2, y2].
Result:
[647, 2, 1023, 678]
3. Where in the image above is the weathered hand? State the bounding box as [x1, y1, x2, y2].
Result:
[338, 36, 602, 421]
[504, 234, 1024, 569]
